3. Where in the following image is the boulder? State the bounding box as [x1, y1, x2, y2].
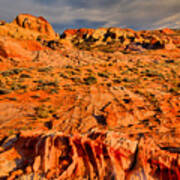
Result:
[0, 36, 43, 59]
[77, 28, 94, 38]
[91, 28, 107, 40]
[61, 29, 78, 39]
[165, 38, 176, 49]
[0, 20, 6, 25]
[108, 27, 124, 38]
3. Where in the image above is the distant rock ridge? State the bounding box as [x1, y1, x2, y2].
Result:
[0, 13, 179, 51]
[60, 27, 178, 51]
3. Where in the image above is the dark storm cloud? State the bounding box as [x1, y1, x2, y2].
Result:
[35, 0, 121, 8]
[35, 0, 59, 6]
[0, 0, 179, 33]
[52, 19, 106, 33]
[67, 0, 122, 8]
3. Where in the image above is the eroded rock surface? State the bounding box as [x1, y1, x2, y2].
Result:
[0, 130, 180, 179]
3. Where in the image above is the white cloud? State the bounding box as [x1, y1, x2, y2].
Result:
[151, 13, 180, 29]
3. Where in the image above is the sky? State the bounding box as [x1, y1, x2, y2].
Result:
[0, 0, 180, 33]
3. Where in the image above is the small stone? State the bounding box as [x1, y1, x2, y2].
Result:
[7, 169, 23, 180]
[33, 156, 41, 172]
[26, 166, 32, 174]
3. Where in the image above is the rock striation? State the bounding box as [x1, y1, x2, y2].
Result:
[0, 130, 180, 179]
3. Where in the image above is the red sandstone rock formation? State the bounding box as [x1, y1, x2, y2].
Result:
[60, 26, 178, 51]
[160, 28, 175, 35]
[12, 14, 57, 39]
[0, 36, 44, 59]
[0, 130, 180, 179]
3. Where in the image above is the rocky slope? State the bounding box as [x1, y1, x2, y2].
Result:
[0, 14, 179, 179]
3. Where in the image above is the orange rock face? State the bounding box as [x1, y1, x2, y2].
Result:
[0, 14, 179, 179]
[161, 28, 175, 35]
[62, 28, 94, 38]
[1, 130, 180, 179]
[63, 29, 78, 36]
[0, 36, 44, 59]
[12, 14, 57, 39]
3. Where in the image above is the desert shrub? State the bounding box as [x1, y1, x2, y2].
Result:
[20, 73, 31, 78]
[165, 59, 174, 63]
[106, 82, 112, 87]
[84, 76, 97, 85]
[59, 73, 68, 79]
[38, 66, 52, 72]
[6, 97, 17, 101]
[98, 72, 109, 78]
[44, 121, 53, 129]
[65, 70, 76, 76]
[8, 130, 14, 135]
[86, 69, 92, 73]
[113, 79, 121, 83]
[45, 81, 59, 87]
[35, 105, 53, 119]
[1, 70, 13, 77]
[0, 88, 11, 95]
[0, 68, 24, 77]
[31, 94, 40, 99]
[122, 78, 133, 82]
[49, 88, 59, 94]
[71, 77, 82, 84]
[13, 68, 23, 74]
[169, 87, 179, 95]
[35, 80, 59, 91]
[65, 65, 73, 69]
[11, 83, 27, 90]
[141, 69, 163, 78]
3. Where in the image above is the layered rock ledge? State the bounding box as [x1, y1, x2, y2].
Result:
[0, 130, 180, 179]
